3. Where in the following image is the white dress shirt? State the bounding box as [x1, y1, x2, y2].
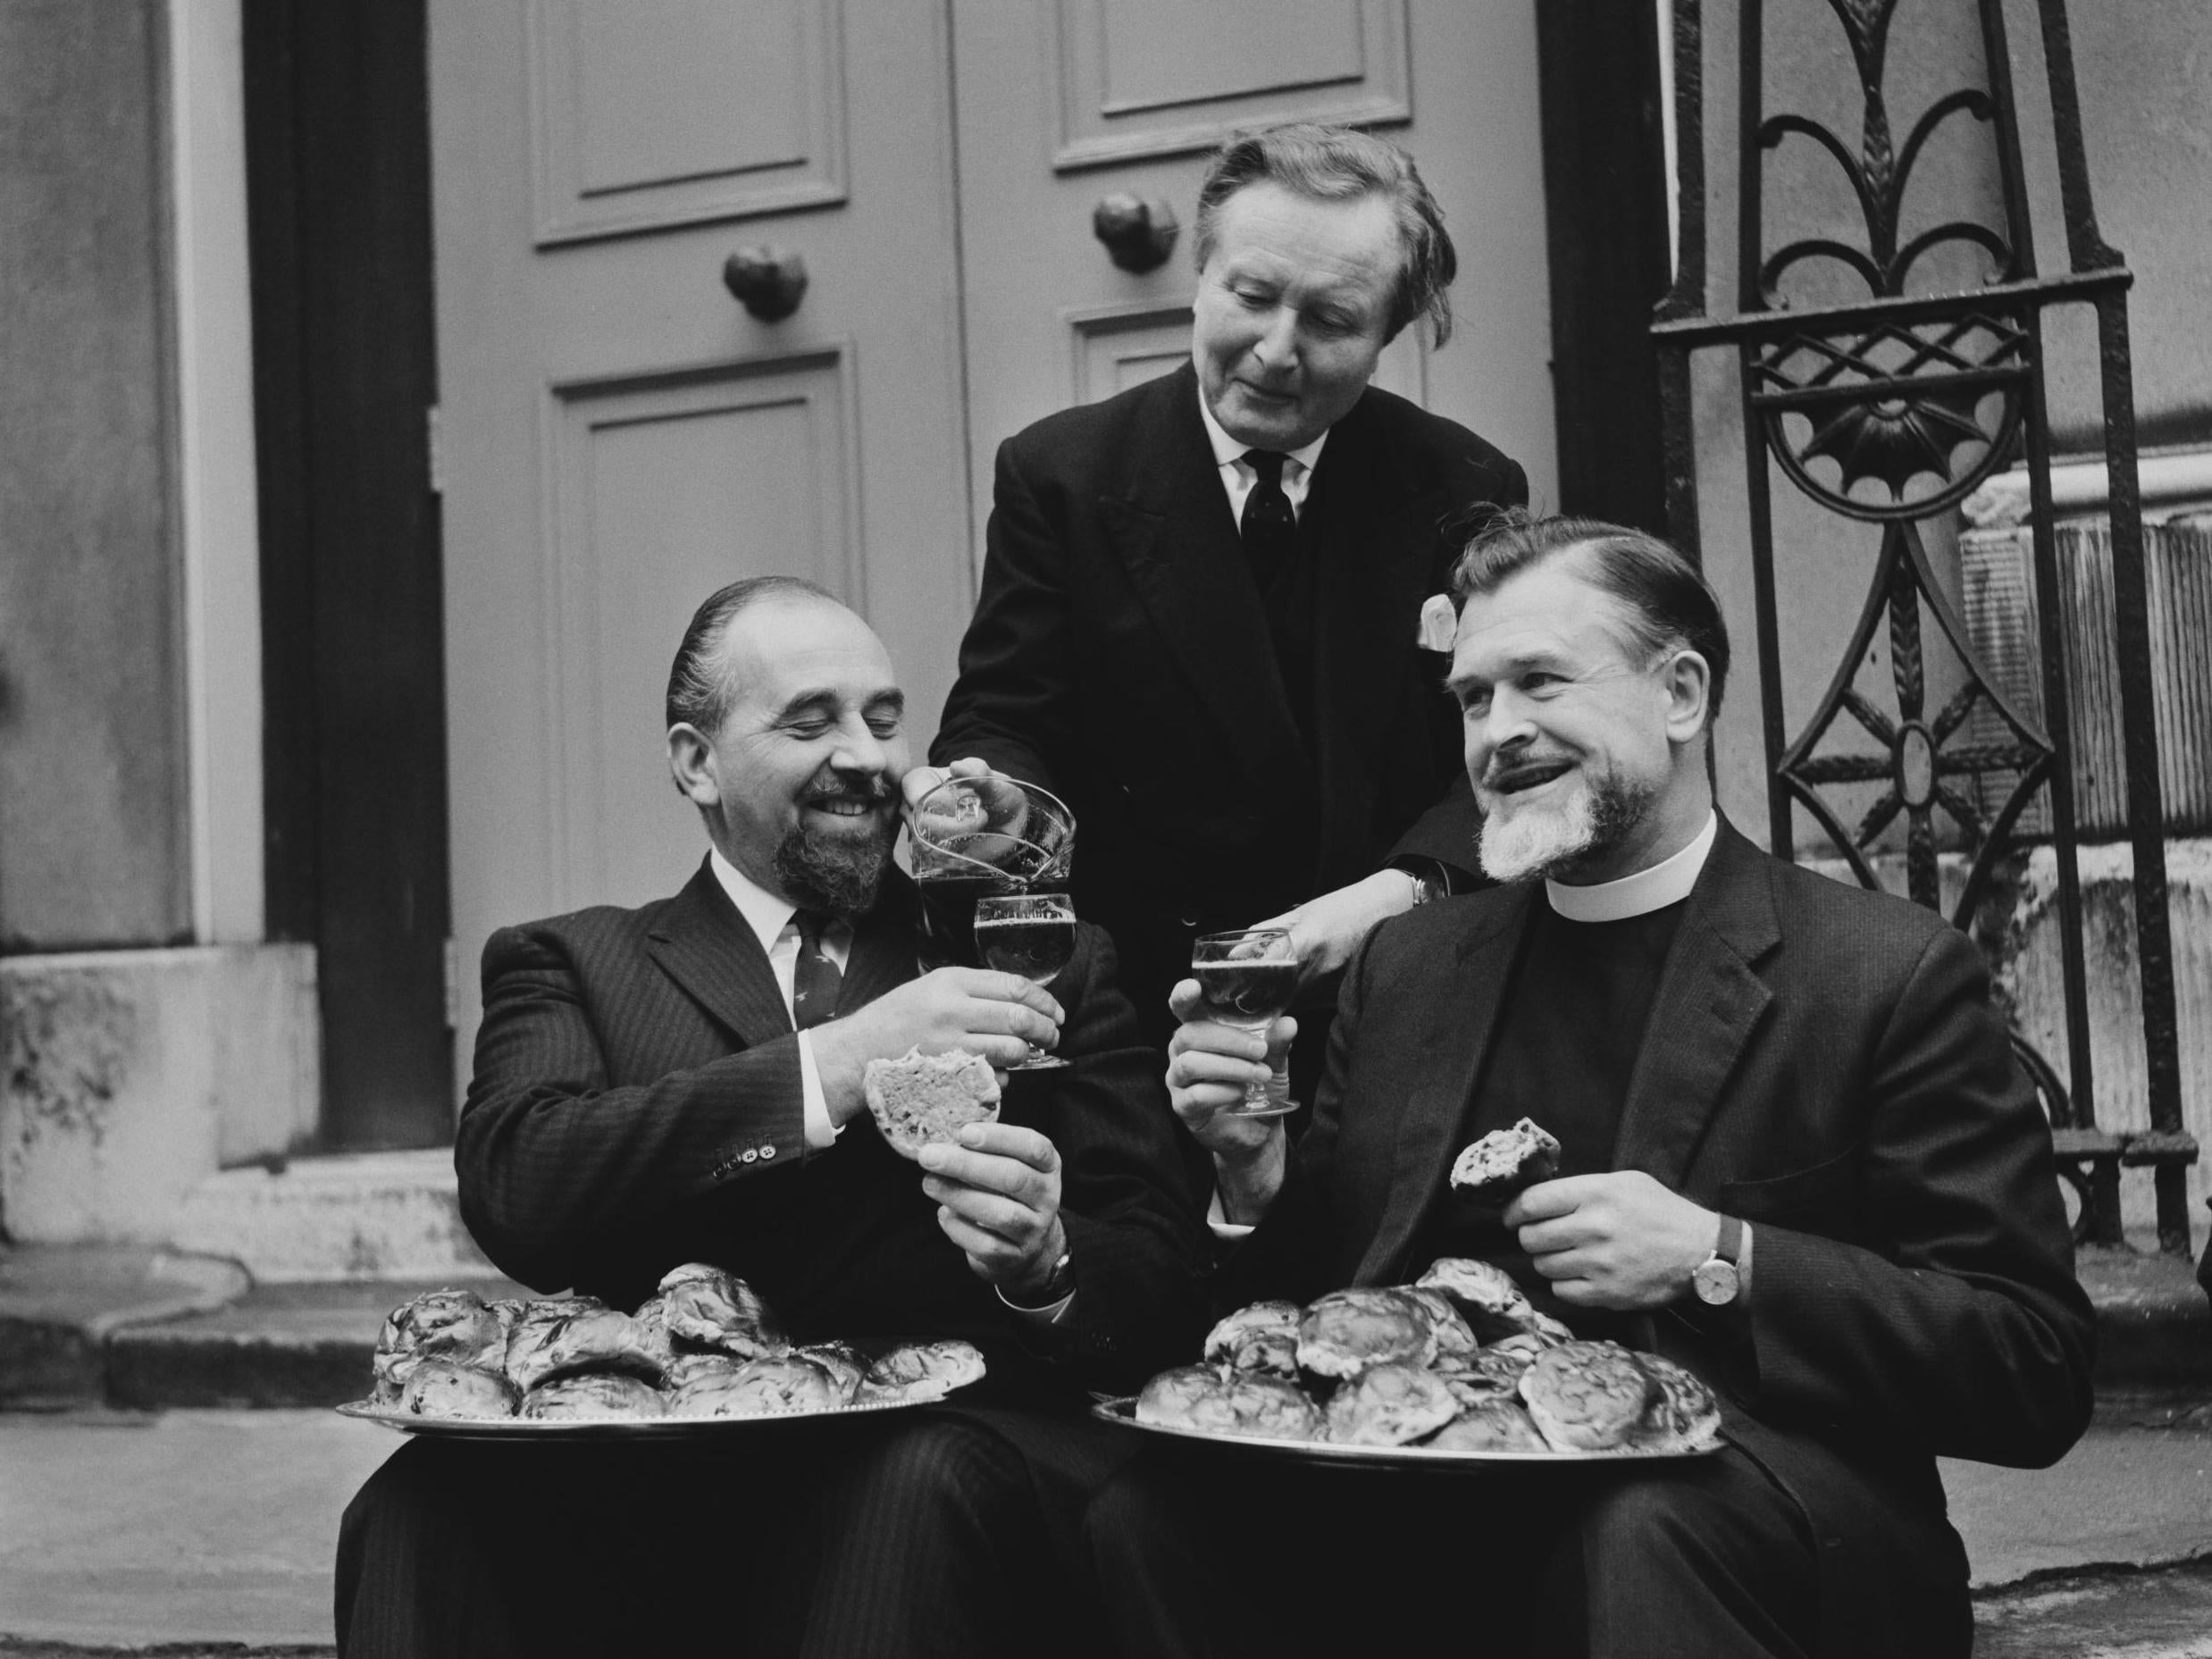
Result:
[1197, 388, 1328, 526]
[708, 848, 847, 1152]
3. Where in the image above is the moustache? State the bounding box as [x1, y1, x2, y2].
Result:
[1480, 756, 1575, 795]
[802, 777, 895, 809]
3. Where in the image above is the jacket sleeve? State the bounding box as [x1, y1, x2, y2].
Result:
[1734, 925, 2096, 1468]
[455, 925, 806, 1292]
[929, 437, 1078, 794]
[1040, 925, 1215, 1385]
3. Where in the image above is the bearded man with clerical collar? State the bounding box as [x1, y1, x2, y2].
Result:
[1108, 513, 2094, 1659]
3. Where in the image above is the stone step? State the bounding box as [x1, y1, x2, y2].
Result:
[106, 1273, 531, 1410]
[0, 1246, 247, 1410]
[168, 1149, 493, 1284]
[0, 1242, 529, 1412]
[4, 1242, 2208, 1415]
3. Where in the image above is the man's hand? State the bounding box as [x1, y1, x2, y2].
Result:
[901, 756, 1034, 868]
[809, 968, 1063, 1123]
[917, 1121, 1066, 1295]
[900, 755, 989, 814]
[1252, 868, 1416, 991]
[1504, 1172, 1720, 1311]
[1165, 979, 1291, 1223]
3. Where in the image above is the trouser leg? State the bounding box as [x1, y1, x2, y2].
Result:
[1540, 1445, 1821, 1659]
[794, 1413, 1052, 1659]
[334, 1440, 603, 1659]
[335, 1437, 766, 1659]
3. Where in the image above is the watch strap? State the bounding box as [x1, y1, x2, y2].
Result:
[1714, 1212, 1743, 1267]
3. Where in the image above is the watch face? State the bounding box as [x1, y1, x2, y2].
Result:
[1692, 1258, 1739, 1306]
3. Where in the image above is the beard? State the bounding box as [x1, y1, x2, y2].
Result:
[772, 784, 897, 920]
[1477, 761, 1653, 884]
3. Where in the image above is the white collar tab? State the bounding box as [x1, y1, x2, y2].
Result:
[1545, 809, 1718, 924]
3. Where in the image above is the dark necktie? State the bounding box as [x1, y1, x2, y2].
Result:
[1238, 449, 1298, 592]
[790, 910, 842, 1031]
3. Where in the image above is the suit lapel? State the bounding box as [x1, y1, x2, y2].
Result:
[1354, 889, 1537, 1285]
[644, 861, 795, 1048]
[1102, 364, 1308, 781]
[1610, 822, 1781, 1187]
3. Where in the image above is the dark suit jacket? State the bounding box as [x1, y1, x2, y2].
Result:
[1226, 820, 2095, 1657]
[932, 362, 1527, 1029]
[454, 862, 1210, 1395]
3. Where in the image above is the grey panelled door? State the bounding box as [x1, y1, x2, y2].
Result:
[430, 0, 974, 1091]
[947, 0, 1563, 555]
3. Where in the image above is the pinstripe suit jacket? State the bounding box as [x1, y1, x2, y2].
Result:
[1223, 819, 2096, 1656]
[455, 860, 1209, 1393]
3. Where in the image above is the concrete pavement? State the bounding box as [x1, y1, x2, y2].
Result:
[4, 1406, 2212, 1653]
[0, 1408, 391, 1648]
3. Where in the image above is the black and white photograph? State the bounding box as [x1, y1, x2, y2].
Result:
[2, 2, 2209, 1655]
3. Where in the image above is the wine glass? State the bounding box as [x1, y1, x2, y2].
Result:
[973, 892, 1077, 1069]
[1190, 928, 1298, 1118]
[908, 772, 1075, 964]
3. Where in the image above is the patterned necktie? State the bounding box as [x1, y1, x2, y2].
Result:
[790, 910, 843, 1031]
[1239, 449, 1298, 591]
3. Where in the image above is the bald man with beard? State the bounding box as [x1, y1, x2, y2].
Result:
[335, 576, 1206, 1659]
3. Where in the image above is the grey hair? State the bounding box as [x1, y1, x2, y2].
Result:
[665, 574, 839, 735]
[1194, 121, 1456, 347]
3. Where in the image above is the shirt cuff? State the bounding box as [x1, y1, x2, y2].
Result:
[1207, 1186, 1256, 1240]
[798, 1031, 840, 1152]
[997, 1285, 1077, 1327]
[1738, 1219, 1755, 1297]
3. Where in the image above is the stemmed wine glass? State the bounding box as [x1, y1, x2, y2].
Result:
[908, 772, 1076, 967]
[973, 892, 1077, 1068]
[1190, 927, 1298, 1117]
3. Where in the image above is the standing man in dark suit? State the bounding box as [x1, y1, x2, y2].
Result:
[913, 123, 1528, 1071]
[1111, 515, 2094, 1657]
[335, 576, 1206, 1658]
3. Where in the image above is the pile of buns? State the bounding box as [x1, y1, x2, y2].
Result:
[369, 1262, 984, 1422]
[1135, 1257, 1720, 1455]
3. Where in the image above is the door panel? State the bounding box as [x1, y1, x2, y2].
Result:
[1052, 0, 1409, 166]
[432, 0, 968, 1100]
[530, 0, 846, 241]
[953, 0, 1557, 559]
[548, 350, 859, 909]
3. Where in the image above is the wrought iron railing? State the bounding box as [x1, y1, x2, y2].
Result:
[1652, 0, 2196, 1255]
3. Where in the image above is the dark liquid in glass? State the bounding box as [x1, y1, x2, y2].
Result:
[974, 915, 1077, 985]
[913, 870, 1048, 967]
[1192, 959, 1298, 1026]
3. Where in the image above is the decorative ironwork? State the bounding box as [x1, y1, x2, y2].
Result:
[1655, 0, 2196, 1256]
[1775, 519, 2054, 922]
[1752, 312, 2026, 519]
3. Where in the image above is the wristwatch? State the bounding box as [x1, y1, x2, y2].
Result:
[1400, 862, 1447, 907]
[1010, 1241, 1074, 1308]
[1691, 1214, 1745, 1306]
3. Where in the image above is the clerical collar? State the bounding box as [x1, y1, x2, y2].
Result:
[1195, 381, 1329, 477]
[1545, 810, 1718, 924]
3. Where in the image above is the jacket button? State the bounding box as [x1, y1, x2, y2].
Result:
[742, 1148, 758, 1164]
[1178, 913, 1200, 929]
[759, 1144, 776, 1160]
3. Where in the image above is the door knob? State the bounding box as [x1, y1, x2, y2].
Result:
[1092, 194, 1178, 273]
[722, 247, 808, 322]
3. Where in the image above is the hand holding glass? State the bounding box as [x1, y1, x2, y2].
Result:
[1190, 928, 1298, 1118]
[973, 892, 1077, 1069]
